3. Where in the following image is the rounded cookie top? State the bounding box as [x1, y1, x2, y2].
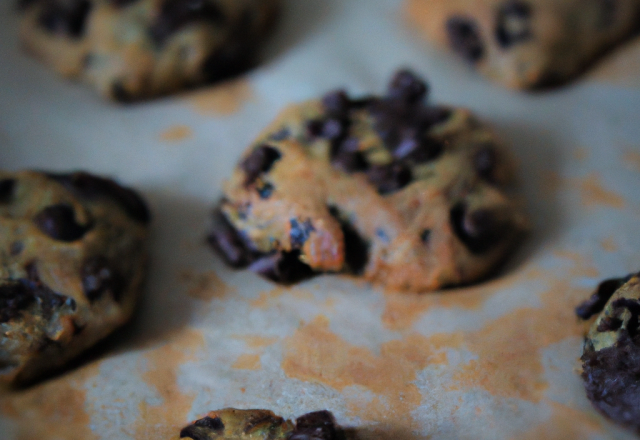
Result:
[0, 170, 149, 384]
[180, 408, 341, 440]
[18, 0, 279, 101]
[405, 0, 640, 89]
[210, 70, 527, 292]
[577, 272, 640, 430]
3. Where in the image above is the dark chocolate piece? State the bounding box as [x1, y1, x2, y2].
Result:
[366, 163, 412, 194]
[241, 145, 282, 186]
[388, 69, 428, 104]
[38, 0, 92, 38]
[82, 256, 125, 303]
[420, 229, 431, 243]
[207, 207, 252, 268]
[496, 1, 533, 48]
[322, 90, 351, 116]
[290, 219, 315, 248]
[450, 203, 504, 254]
[0, 179, 16, 203]
[446, 16, 485, 62]
[48, 172, 150, 223]
[290, 410, 339, 440]
[0, 279, 69, 324]
[248, 251, 313, 283]
[576, 275, 634, 320]
[33, 204, 89, 242]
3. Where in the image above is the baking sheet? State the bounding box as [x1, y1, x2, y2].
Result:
[1, 0, 640, 439]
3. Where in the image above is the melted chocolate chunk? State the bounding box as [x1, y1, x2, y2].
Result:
[247, 251, 313, 284]
[0, 278, 69, 324]
[582, 333, 640, 430]
[393, 135, 443, 163]
[473, 146, 497, 182]
[597, 317, 623, 332]
[150, 0, 225, 45]
[329, 208, 369, 274]
[111, 81, 133, 103]
[241, 145, 282, 186]
[0, 179, 15, 203]
[291, 411, 339, 440]
[366, 163, 412, 195]
[322, 90, 351, 116]
[38, 0, 92, 38]
[82, 256, 125, 303]
[194, 416, 224, 431]
[612, 298, 640, 337]
[576, 274, 634, 320]
[331, 150, 369, 174]
[290, 219, 315, 248]
[388, 69, 428, 104]
[48, 172, 150, 223]
[496, 1, 533, 48]
[450, 203, 504, 254]
[447, 16, 485, 63]
[207, 207, 252, 268]
[33, 204, 89, 242]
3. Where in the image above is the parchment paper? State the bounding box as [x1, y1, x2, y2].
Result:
[1, 0, 640, 439]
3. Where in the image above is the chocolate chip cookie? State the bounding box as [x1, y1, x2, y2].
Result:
[208, 70, 527, 292]
[0, 170, 149, 384]
[18, 0, 278, 101]
[180, 408, 342, 440]
[577, 271, 640, 430]
[406, 0, 640, 89]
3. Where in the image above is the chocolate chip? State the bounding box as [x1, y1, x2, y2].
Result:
[331, 151, 369, 174]
[38, 0, 92, 38]
[33, 204, 89, 242]
[420, 229, 431, 243]
[149, 0, 225, 45]
[292, 411, 339, 440]
[366, 163, 412, 195]
[195, 416, 224, 431]
[82, 256, 125, 302]
[0, 179, 15, 203]
[446, 16, 485, 63]
[388, 69, 428, 104]
[257, 182, 274, 199]
[0, 279, 69, 324]
[180, 417, 223, 440]
[10, 242, 24, 256]
[290, 219, 315, 248]
[306, 119, 325, 138]
[450, 203, 504, 254]
[473, 146, 497, 182]
[207, 207, 252, 268]
[241, 145, 282, 186]
[111, 81, 133, 103]
[322, 90, 351, 116]
[612, 298, 640, 337]
[48, 172, 150, 223]
[393, 135, 443, 163]
[496, 1, 532, 48]
[597, 317, 623, 332]
[248, 251, 313, 283]
[576, 275, 633, 320]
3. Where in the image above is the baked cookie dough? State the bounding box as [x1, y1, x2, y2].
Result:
[577, 271, 640, 430]
[0, 170, 149, 384]
[208, 70, 527, 292]
[180, 408, 342, 440]
[405, 0, 640, 89]
[18, 0, 279, 101]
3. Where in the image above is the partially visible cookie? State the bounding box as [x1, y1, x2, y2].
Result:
[577, 271, 640, 430]
[405, 0, 640, 89]
[208, 70, 527, 292]
[18, 0, 279, 101]
[180, 408, 342, 440]
[0, 170, 149, 384]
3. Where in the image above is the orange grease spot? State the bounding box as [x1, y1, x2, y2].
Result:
[232, 354, 262, 371]
[624, 150, 640, 173]
[251, 287, 313, 309]
[188, 79, 253, 116]
[575, 173, 625, 209]
[179, 269, 234, 301]
[572, 148, 589, 162]
[0, 363, 100, 439]
[232, 335, 279, 349]
[282, 315, 462, 425]
[553, 251, 600, 278]
[600, 236, 618, 252]
[131, 329, 204, 439]
[159, 125, 192, 142]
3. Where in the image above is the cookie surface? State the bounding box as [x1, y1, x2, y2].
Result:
[209, 70, 527, 292]
[406, 0, 640, 89]
[180, 408, 341, 440]
[577, 272, 640, 430]
[18, 0, 279, 101]
[0, 170, 149, 384]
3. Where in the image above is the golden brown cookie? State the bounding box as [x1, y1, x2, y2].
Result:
[405, 0, 640, 89]
[208, 70, 527, 292]
[0, 171, 149, 384]
[180, 408, 342, 440]
[18, 0, 279, 101]
[577, 272, 640, 431]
